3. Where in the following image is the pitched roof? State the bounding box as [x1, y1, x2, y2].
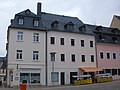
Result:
[114, 15, 120, 20]
[9, 9, 94, 35]
[86, 24, 120, 44]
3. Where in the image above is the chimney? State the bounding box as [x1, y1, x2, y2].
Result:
[37, 2, 42, 17]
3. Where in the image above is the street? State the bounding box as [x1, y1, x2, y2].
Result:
[1, 80, 120, 90]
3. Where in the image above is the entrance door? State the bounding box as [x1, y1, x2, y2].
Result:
[70, 72, 77, 84]
[61, 72, 65, 85]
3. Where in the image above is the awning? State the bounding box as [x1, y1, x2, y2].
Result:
[80, 67, 102, 72]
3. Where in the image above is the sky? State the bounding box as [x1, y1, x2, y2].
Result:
[0, 0, 120, 57]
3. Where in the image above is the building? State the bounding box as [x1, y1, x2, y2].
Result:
[7, 3, 100, 87]
[87, 24, 120, 80]
[110, 15, 120, 30]
[0, 57, 7, 84]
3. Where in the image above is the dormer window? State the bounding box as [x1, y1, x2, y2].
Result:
[18, 18, 24, 25]
[112, 36, 118, 42]
[51, 20, 59, 29]
[99, 34, 105, 41]
[64, 21, 74, 31]
[34, 20, 39, 26]
[95, 26, 102, 32]
[79, 25, 86, 32]
[111, 28, 118, 34]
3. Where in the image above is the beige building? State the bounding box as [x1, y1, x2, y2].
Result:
[110, 15, 120, 30]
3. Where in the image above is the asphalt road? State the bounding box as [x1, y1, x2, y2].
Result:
[1, 80, 120, 90]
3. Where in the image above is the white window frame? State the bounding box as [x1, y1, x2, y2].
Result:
[19, 18, 24, 25]
[34, 20, 39, 26]
[100, 51, 104, 60]
[106, 52, 111, 60]
[16, 50, 23, 60]
[17, 31, 23, 41]
[112, 52, 117, 60]
[33, 33, 39, 42]
[33, 51, 39, 61]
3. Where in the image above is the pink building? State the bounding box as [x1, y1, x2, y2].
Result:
[87, 25, 120, 80]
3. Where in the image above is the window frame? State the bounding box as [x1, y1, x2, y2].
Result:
[71, 54, 75, 62]
[90, 41, 93, 47]
[60, 38, 64, 45]
[100, 51, 104, 60]
[106, 52, 111, 60]
[51, 72, 59, 82]
[18, 18, 24, 25]
[91, 55, 94, 62]
[33, 33, 39, 43]
[71, 39, 75, 46]
[81, 55, 85, 62]
[81, 40, 84, 47]
[33, 20, 39, 26]
[61, 54, 65, 62]
[33, 51, 39, 61]
[50, 37, 55, 45]
[17, 31, 23, 41]
[112, 52, 117, 60]
[16, 50, 23, 60]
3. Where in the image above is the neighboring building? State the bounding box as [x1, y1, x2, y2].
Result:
[0, 57, 7, 84]
[87, 24, 120, 80]
[110, 15, 120, 30]
[7, 3, 99, 87]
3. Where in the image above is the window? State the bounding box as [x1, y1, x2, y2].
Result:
[17, 32, 23, 41]
[81, 40, 84, 47]
[33, 33, 39, 42]
[51, 72, 59, 82]
[91, 55, 94, 62]
[18, 18, 23, 25]
[112, 53, 117, 60]
[90, 41, 93, 47]
[50, 37, 55, 44]
[112, 69, 117, 75]
[71, 54, 75, 62]
[33, 51, 39, 61]
[118, 69, 120, 75]
[71, 39, 75, 46]
[34, 20, 39, 26]
[106, 52, 110, 59]
[100, 52, 104, 59]
[51, 20, 59, 29]
[60, 38, 64, 45]
[105, 69, 111, 73]
[81, 55, 85, 62]
[61, 54, 65, 61]
[16, 50, 23, 60]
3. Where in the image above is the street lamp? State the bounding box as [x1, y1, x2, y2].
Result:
[50, 52, 56, 86]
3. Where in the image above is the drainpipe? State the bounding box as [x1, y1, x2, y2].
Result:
[45, 26, 48, 86]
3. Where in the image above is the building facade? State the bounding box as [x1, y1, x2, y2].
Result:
[87, 25, 120, 80]
[110, 15, 120, 30]
[0, 57, 7, 84]
[7, 3, 99, 87]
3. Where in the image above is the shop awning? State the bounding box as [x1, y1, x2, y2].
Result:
[80, 67, 102, 72]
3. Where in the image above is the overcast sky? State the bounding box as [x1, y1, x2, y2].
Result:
[0, 0, 120, 57]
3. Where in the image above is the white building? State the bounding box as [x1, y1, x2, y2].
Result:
[7, 3, 98, 87]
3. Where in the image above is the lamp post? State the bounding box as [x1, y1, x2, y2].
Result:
[50, 52, 56, 86]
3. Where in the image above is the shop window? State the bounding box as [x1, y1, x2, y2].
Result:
[51, 72, 59, 82]
[112, 69, 117, 75]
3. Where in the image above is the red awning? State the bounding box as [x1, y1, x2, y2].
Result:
[80, 67, 102, 72]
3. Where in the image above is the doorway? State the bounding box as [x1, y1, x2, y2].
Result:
[70, 72, 77, 84]
[61, 72, 65, 85]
